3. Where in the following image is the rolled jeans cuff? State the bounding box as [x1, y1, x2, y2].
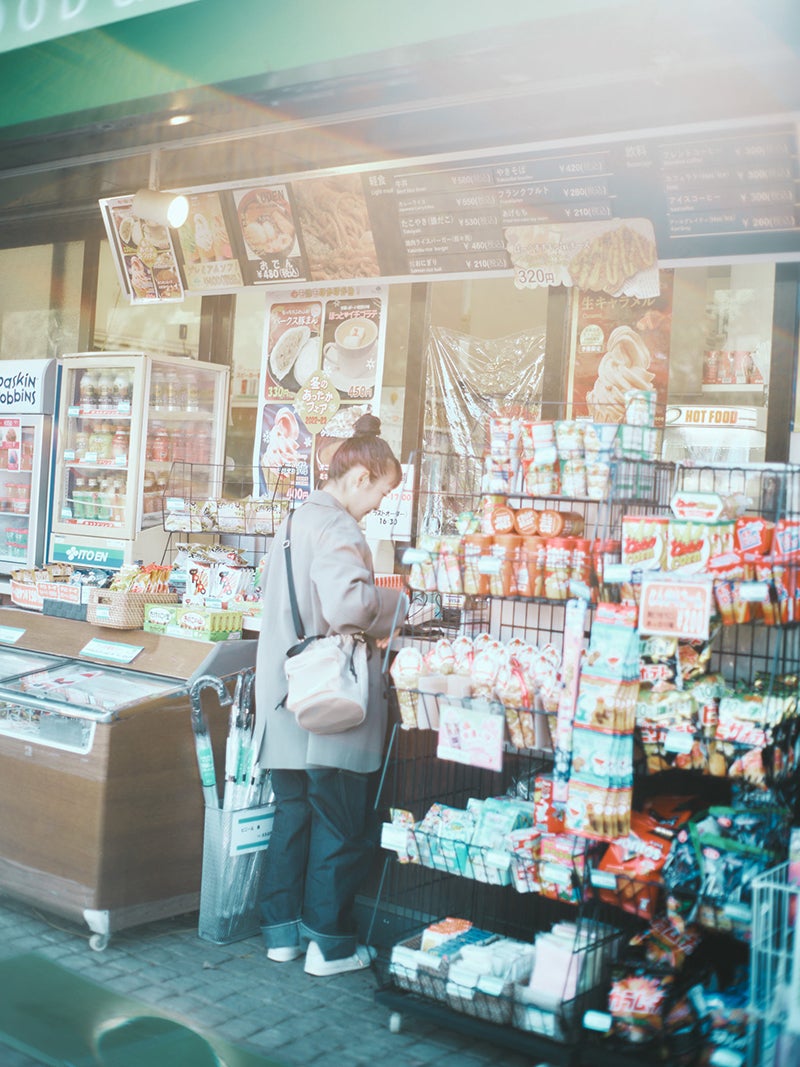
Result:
[260, 918, 301, 950]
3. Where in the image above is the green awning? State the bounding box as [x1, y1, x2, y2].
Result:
[1, 0, 613, 131]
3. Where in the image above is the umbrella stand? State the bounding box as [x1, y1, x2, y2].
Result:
[192, 669, 275, 945]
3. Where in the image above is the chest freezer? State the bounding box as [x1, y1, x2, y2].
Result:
[0, 607, 255, 949]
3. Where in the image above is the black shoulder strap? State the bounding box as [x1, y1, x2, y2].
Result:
[283, 511, 305, 641]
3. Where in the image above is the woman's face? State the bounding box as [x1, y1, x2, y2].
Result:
[348, 470, 397, 522]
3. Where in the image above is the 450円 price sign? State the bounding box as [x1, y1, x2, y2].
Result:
[638, 575, 713, 642]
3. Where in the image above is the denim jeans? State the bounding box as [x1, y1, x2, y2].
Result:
[259, 767, 378, 961]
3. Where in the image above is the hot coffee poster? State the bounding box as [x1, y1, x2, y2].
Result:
[254, 285, 386, 502]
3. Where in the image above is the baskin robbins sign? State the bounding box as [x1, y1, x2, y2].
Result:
[0, 359, 58, 415]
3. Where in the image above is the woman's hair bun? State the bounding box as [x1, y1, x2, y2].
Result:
[352, 413, 381, 438]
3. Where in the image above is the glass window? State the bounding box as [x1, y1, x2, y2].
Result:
[94, 241, 203, 359]
[664, 263, 774, 463]
[0, 243, 83, 359]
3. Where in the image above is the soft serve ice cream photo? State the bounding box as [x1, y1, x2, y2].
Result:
[570, 275, 672, 425]
[586, 325, 655, 422]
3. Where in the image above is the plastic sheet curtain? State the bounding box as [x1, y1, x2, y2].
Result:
[419, 327, 545, 536]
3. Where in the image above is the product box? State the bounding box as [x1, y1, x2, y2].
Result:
[142, 602, 179, 633]
[143, 603, 242, 642]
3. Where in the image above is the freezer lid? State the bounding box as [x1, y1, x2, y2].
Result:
[0, 648, 68, 679]
[0, 661, 184, 721]
[0, 608, 255, 682]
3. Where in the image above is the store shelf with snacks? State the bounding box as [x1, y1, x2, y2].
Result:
[369, 410, 800, 1064]
[160, 461, 297, 630]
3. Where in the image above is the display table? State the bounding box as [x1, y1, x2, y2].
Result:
[0, 607, 256, 949]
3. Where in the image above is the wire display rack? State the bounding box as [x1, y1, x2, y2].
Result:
[367, 726, 625, 1066]
[748, 860, 800, 1067]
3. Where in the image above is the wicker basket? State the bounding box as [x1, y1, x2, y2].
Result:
[86, 589, 178, 630]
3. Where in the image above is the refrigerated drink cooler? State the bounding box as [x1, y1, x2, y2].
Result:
[0, 359, 58, 582]
[0, 606, 255, 950]
[49, 352, 229, 571]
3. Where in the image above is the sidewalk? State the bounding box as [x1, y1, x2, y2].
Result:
[0, 895, 539, 1067]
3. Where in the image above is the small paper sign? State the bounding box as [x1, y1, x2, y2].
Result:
[79, 638, 143, 664]
[229, 805, 275, 855]
[437, 701, 504, 772]
[638, 575, 713, 641]
[0, 625, 24, 644]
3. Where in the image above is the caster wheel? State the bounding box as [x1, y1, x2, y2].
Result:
[389, 1012, 402, 1033]
[89, 933, 109, 952]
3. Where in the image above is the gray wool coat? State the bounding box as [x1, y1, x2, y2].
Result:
[255, 489, 408, 774]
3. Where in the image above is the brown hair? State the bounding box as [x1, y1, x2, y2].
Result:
[327, 413, 402, 487]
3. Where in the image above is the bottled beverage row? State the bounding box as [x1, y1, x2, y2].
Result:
[68, 421, 130, 463]
[1, 526, 28, 559]
[64, 421, 214, 466]
[0, 483, 31, 515]
[67, 472, 127, 523]
[75, 366, 216, 414]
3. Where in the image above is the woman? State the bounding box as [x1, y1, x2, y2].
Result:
[255, 414, 407, 976]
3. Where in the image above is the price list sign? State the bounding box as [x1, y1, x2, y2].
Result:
[638, 575, 714, 642]
[363, 148, 618, 278]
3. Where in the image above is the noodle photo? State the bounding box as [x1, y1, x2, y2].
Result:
[294, 174, 380, 280]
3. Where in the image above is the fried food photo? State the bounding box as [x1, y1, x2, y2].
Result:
[569, 223, 656, 293]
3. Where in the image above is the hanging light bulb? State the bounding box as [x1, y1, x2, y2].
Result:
[131, 188, 189, 229]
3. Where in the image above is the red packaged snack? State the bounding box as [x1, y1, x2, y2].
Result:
[734, 515, 774, 555]
[596, 811, 672, 919]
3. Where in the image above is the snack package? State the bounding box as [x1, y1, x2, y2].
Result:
[595, 811, 672, 919]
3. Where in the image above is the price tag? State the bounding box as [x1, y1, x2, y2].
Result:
[68, 406, 80, 417]
[401, 547, 429, 566]
[590, 869, 618, 890]
[664, 730, 695, 754]
[64, 450, 76, 462]
[477, 556, 501, 575]
[80, 638, 143, 664]
[84, 451, 97, 464]
[739, 581, 769, 602]
[0, 625, 25, 644]
[638, 575, 713, 641]
[541, 862, 570, 886]
[603, 563, 631, 583]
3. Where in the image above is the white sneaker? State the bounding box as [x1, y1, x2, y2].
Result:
[304, 940, 376, 976]
[267, 945, 304, 962]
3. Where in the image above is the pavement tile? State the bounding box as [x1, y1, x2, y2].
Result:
[0, 894, 564, 1067]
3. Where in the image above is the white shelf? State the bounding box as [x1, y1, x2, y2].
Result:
[700, 383, 765, 394]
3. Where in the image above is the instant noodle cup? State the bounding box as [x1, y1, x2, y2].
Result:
[544, 537, 572, 600]
[461, 533, 493, 596]
[514, 507, 539, 535]
[517, 535, 547, 598]
[490, 504, 517, 535]
[490, 533, 523, 597]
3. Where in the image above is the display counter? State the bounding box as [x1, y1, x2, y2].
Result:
[0, 607, 256, 949]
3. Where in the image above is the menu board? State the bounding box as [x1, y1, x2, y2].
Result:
[100, 119, 800, 300]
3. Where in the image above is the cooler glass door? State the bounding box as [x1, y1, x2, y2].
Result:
[143, 358, 229, 526]
[0, 416, 48, 572]
[51, 356, 146, 542]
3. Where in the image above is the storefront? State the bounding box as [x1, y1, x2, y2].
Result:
[1, 2, 800, 1062]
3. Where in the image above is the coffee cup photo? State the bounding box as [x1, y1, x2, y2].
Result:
[323, 316, 378, 380]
